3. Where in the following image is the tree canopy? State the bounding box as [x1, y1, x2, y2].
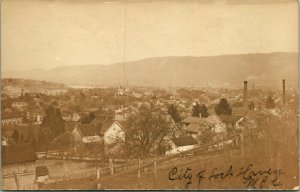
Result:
[168, 104, 181, 123]
[124, 105, 173, 157]
[266, 96, 276, 109]
[192, 102, 209, 117]
[49, 131, 75, 151]
[41, 106, 65, 140]
[215, 98, 232, 116]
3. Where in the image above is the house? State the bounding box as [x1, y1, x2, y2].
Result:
[181, 116, 208, 139]
[205, 115, 226, 133]
[218, 115, 244, 130]
[11, 101, 28, 109]
[62, 112, 81, 122]
[100, 120, 125, 145]
[35, 166, 49, 183]
[182, 116, 207, 125]
[166, 136, 197, 155]
[114, 111, 128, 121]
[72, 120, 126, 145]
[64, 121, 78, 132]
[26, 107, 44, 124]
[1, 112, 25, 126]
[2, 136, 8, 146]
[132, 92, 143, 98]
[72, 123, 103, 143]
[2, 144, 37, 190]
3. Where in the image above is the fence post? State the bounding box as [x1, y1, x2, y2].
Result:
[13, 172, 19, 190]
[97, 167, 101, 189]
[109, 159, 114, 175]
[138, 158, 141, 178]
[153, 161, 157, 188]
[240, 133, 244, 156]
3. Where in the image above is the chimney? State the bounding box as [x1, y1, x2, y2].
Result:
[282, 79, 286, 106]
[243, 81, 248, 108]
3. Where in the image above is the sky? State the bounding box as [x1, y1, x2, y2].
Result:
[1, 0, 298, 71]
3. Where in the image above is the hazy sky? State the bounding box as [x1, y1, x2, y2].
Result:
[1, 0, 298, 71]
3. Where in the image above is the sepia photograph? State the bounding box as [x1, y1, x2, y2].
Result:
[1, 0, 299, 190]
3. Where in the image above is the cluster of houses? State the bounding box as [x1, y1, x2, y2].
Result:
[2, 80, 293, 189]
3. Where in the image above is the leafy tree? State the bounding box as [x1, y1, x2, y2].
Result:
[266, 96, 275, 109]
[42, 106, 65, 139]
[124, 105, 173, 158]
[192, 102, 201, 117]
[215, 98, 232, 116]
[168, 104, 181, 123]
[249, 101, 255, 110]
[49, 131, 75, 151]
[199, 104, 209, 118]
[38, 126, 52, 151]
[81, 112, 96, 124]
[11, 129, 19, 144]
[192, 102, 209, 117]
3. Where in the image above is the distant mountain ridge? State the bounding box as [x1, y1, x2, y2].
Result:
[2, 52, 298, 89]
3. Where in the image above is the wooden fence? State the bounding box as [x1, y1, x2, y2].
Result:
[43, 133, 244, 188]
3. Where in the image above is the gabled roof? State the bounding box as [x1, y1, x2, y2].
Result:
[2, 143, 37, 165]
[100, 120, 125, 135]
[218, 115, 242, 123]
[99, 120, 114, 135]
[171, 136, 197, 147]
[78, 124, 102, 137]
[65, 121, 78, 132]
[181, 116, 207, 124]
[184, 123, 205, 133]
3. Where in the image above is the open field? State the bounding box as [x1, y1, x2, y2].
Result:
[41, 139, 299, 190]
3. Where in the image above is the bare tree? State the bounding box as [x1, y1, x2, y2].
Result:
[124, 105, 173, 158]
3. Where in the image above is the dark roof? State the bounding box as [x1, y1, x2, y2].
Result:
[2, 144, 37, 165]
[100, 120, 114, 134]
[78, 124, 102, 137]
[65, 121, 78, 132]
[36, 166, 49, 177]
[182, 116, 207, 124]
[99, 120, 125, 134]
[90, 118, 104, 125]
[184, 123, 206, 133]
[2, 124, 41, 144]
[1, 112, 25, 119]
[171, 136, 197, 147]
[218, 115, 242, 123]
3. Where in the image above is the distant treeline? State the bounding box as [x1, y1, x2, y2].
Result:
[2, 78, 66, 89]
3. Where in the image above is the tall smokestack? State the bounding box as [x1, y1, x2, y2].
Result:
[282, 79, 286, 106]
[243, 81, 248, 108]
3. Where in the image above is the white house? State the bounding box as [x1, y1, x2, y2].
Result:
[1, 113, 24, 126]
[63, 113, 81, 122]
[12, 101, 28, 109]
[72, 123, 103, 143]
[166, 136, 198, 155]
[100, 120, 125, 145]
[72, 120, 125, 145]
